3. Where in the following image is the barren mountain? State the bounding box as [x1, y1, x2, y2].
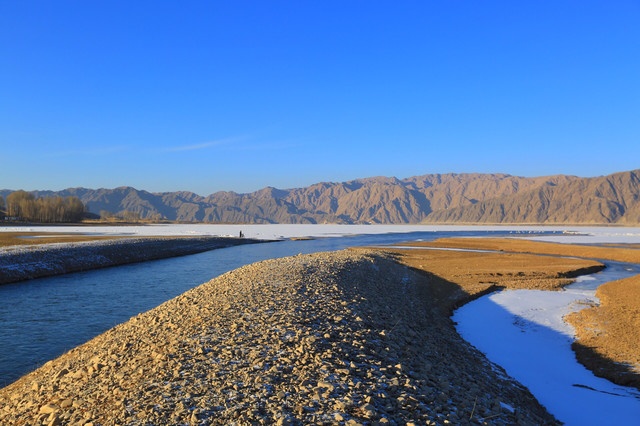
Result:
[2, 170, 639, 224]
[424, 170, 640, 224]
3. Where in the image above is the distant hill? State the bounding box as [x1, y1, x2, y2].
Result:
[2, 170, 639, 224]
[424, 170, 640, 224]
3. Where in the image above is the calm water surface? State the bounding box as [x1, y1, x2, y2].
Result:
[0, 230, 544, 386]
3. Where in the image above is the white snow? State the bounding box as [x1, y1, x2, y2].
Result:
[527, 226, 640, 244]
[2, 224, 639, 242]
[0, 224, 420, 239]
[0, 223, 583, 240]
[4, 224, 640, 245]
[499, 401, 515, 413]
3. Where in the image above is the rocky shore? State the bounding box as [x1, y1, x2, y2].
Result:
[0, 249, 558, 425]
[0, 236, 263, 285]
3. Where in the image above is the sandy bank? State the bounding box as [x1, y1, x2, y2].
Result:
[567, 275, 640, 389]
[0, 250, 558, 425]
[394, 237, 640, 391]
[0, 236, 263, 285]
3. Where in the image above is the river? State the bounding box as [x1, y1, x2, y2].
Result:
[3, 225, 640, 424]
[1, 227, 529, 386]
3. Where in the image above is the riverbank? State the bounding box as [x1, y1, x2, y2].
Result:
[567, 274, 640, 389]
[392, 237, 640, 391]
[0, 236, 264, 285]
[1, 235, 636, 424]
[0, 249, 563, 425]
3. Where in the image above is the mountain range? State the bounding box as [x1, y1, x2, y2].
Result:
[2, 169, 640, 225]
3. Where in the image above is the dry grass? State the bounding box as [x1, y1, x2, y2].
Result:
[0, 232, 124, 248]
[398, 237, 640, 263]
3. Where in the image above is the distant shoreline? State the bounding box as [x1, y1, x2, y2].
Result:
[2, 220, 635, 227]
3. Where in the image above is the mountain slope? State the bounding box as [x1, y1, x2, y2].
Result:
[2, 170, 639, 224]
[423, 170, 640, 224]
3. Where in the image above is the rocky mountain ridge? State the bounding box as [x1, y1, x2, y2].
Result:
[2, 170, 639, 224]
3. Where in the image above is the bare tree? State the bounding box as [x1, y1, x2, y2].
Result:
[6, 191, 34, 219]
[122, 210, 141, 222]
[4, 191, 86, 223]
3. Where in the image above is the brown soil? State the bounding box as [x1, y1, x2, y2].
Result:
[398, 237, 640, 263]
[388, 237, 640, 390]
[598, 243, 640, 250]
[366, 247, 602, 315]
[366, 244, 602, 314]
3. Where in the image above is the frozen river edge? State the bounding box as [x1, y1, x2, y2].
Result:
[0, 236, 264, 285]
[453, 264, 640, 425]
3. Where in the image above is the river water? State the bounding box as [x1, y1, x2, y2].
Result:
[0, 228, 531, 386]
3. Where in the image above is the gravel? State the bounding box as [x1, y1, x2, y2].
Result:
[0, 249, 558, 425]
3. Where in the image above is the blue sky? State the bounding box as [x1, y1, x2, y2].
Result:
[1, 1, 639, 195]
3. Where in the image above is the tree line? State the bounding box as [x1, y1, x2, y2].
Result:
[1, 191, 87, 223]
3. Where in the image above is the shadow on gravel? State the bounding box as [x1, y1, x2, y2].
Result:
[396, 262, 505, 317]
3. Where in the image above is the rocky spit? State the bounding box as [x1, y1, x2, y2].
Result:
[0, 249, 558, 425]
[0, 237, 262, 285]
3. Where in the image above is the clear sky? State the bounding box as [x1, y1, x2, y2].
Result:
[1, 1, 639, 196]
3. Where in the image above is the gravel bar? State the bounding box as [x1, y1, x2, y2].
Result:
[0, 249, 558, 425]
[0, 237, 263, 285]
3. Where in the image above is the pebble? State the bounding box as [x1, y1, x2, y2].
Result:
[0, 250, 558, 425]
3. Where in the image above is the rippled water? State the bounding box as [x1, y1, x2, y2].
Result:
[0, 229, 545, 386]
